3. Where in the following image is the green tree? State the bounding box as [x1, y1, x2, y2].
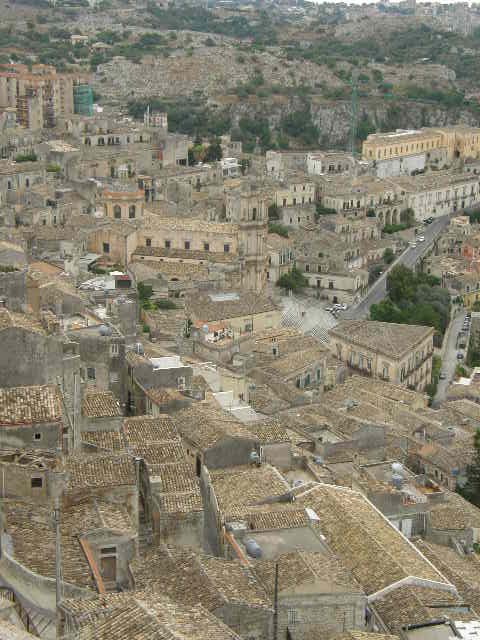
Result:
[383, 248, 395, 264]
[268, 223, 289, 238]
[387, 265, 416, 304]
[204, 139, 223, 162]
[277, 267, 308, 293]
[458, 430, 480, 507]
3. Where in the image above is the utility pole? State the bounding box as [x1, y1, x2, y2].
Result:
[51, 470, 65, 638]
[273, 562, 279, 640]
[350, 69, 359, 159]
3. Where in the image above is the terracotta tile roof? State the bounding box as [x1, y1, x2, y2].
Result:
[329, 320, 434, 359]
[260, 346, 327, 379]
[122, 415, 201, 514]
[129, 442, 186, 467]
[254, 551, 362, 597]
[144, 387, 185, 406]
[415, 539, 480, 612]
[81, 430, 126, 452]
[82, 392, 122, 418]
[160, 491, 203, 514]
[243, 419, 291, 443]
[75, 595, 243, 640]
[329, 635, 398, 640]
[371, 584, 476, 634]
[130, 546, 271, 612]
[122, 415, 180, 446]
[0, 621, 38, 640]
[429, 490, 480, 531]
[226, 500, 311, 530]
[2, 497, 134, 590]
[0, 384, 62, 425]
[0, 309, 45, 335]
[209, 464, 291, 513]
[64, 454, 136, 490]
[125, 350, 150, 368]
[186, 291, 278, 324]
[174, 403, 254, 450]
[150, 461, 198, 493]
[294, 484, 448, 595]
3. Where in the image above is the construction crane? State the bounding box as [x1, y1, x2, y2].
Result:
[349, 69, 359, 158]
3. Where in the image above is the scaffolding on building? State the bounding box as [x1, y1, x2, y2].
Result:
[73, 83, 94, 117]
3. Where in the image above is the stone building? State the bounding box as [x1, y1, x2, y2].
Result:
[274, 177, 315, 208]
[122, 415, 203, 549]
[97, 181, 145, 222]
[329, 320, 435, 391]
[253, 551, 366, 639]
[0, 384, 65, 452]
[60, 592, 245, 640]
[68, 323, 126, 403]
[174, 403, 258, 477]
[266, 233, 294, 284]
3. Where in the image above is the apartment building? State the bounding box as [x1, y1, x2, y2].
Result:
[0, 64, 89, 129]
[329, 320, 435, 391]
[363, 126, 480, 178]
[274, 176, 316, 207]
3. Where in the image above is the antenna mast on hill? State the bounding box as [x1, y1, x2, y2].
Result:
[350, 69, 359, 158]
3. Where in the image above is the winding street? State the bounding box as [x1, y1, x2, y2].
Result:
[344, 215, 451, 320]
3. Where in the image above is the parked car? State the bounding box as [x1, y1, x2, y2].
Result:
[439, 372, 447, 380]
[457, 352, 464, 360]
[417, 236, 425, 242]
[409, 242, 417, 248]
[325, 307, 333, 312]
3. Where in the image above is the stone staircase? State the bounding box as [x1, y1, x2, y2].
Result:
[280, 296, 337, 345]
[138, 510, 153, 552]
[0, 587, 55, 638]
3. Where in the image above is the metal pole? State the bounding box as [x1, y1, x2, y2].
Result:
[273, 562, 279, 640]
[54, 493, 62, 638]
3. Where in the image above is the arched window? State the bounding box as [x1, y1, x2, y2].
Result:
[129, 205, 136, 219]
[114, 205, 121, 219]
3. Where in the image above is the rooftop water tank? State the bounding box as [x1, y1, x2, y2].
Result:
[99, 324, 112, 336]
[245, 539, 262, 559]
[392, 473, 403, 490]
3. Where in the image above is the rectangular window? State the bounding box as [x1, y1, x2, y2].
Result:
[288, 610, 298, 625]
[34, 433, 42, 441]
[31, 477, 43, 488]
[87, 367, 96, 380]
[165, 240, 171, 249]
[103, 242, 110, 254]
[146, 238, 151, 247]
[184, 241, 190, 250]
[224, 244, 230, 253]
[101, 547, 116, 555]
[204, 242, 210, 251]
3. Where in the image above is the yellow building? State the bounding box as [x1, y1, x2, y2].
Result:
[98, 182, 145, 221]
[362, 129, 444, 162]
[329, 320, 434, 391]
[362, 126, 480, 163]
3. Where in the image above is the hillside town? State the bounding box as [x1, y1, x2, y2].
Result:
[5, 1, 480, 640]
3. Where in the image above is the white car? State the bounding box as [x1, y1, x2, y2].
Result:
[417, 235, 425, 242]
[325, 306, 333, 312]
[409, 242, 417, 248]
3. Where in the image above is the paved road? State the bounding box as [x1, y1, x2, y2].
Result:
[432, 310, 467, 407]
[344, 215, 450, 320]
